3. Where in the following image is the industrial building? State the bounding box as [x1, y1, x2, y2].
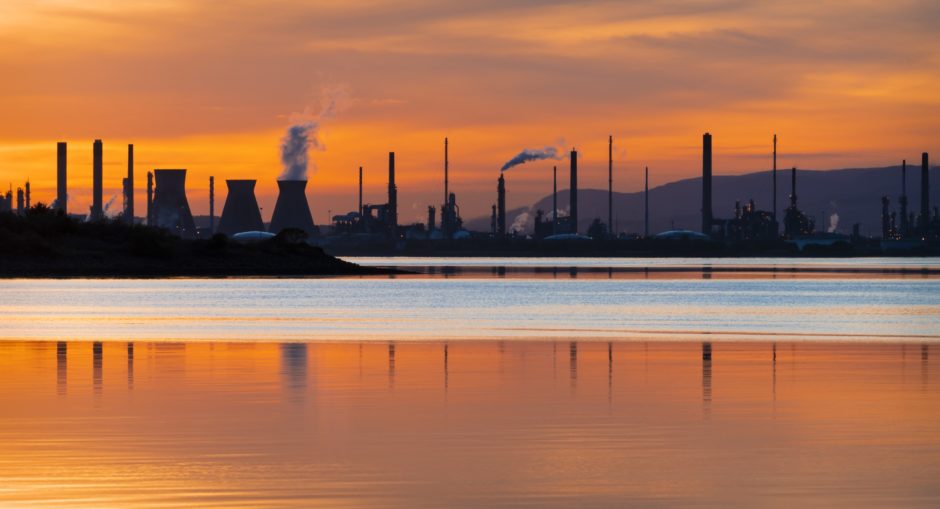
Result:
[7, 136, 937, 255]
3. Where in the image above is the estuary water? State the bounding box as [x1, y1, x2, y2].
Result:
[0, 258, 938, 507]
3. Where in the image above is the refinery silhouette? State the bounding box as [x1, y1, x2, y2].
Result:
[1, 134, 938, 259]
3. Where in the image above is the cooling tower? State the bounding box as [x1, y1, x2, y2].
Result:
[269, 179, 317, 237]
[151, 169, 197, 238]
[217, 179, 264, 236]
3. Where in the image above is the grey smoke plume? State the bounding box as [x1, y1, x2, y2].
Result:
[510, 211, 530, 234]
[279, 87, 346, 180]
[500, 146, 560, 172]
[103, 195, 117, 217]
[827, 212, 839, 233]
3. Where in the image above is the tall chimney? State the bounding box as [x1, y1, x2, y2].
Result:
[570, 149, 578, 233]
[388, 152, 397, 237]
[644, 166, 649, 238]
[497, 174, 506, 237]
[701, 133, 712, 234]
[92, 139, 103, 221]
[444, 137, 449, 205]
[921, 152, 930, 234]
[209, 176, 215, 234]
[358, 166, 363, 219]
[899, 160, 908, 237]
[56, 142, 67, 214]
[491, 204, 497, 236]
[552, 165, 558, 236]
[146, 171, 153, 225]
[772, 134, 777, 229]
[25, 180, 30, 210]
[608, 135, 614, 237]
[125, 144, 134, 223]
[790, 167, 797, 208]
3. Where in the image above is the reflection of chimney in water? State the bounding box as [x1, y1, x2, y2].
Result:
[607, 342, 613, 403]
[127, 343, 134, 390]
[281, 343, 308, 402]
[702, 342, 712, 413]
[57, 341, 67, 396]
[388, 343, 396, 388]
[569, 342, 577, 388]
[93, 342, 103, 396]
[444, 343, 449, 392]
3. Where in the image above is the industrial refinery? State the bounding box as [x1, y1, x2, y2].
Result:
[3, 135, 938, 256]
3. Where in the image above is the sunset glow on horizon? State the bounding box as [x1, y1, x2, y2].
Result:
[1, 0, 938, 223]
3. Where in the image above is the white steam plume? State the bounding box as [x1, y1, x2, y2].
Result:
[500, 146, 561, 172]
[279, 86, 348, 181]
[827, 212, 839, 233]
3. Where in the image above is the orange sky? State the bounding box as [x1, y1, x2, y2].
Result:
[1, 0, 938, 223]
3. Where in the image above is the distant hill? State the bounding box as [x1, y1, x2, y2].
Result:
[464, 166, 939, 236]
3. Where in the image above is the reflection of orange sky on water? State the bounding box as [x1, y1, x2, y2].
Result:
[0, 340, 937, 507]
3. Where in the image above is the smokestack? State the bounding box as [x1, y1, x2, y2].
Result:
[92, 139, 103, 221]
[570, 149, 578, 233]
[702, 133, 712, 234]
[57, 142, 67, 214]
[270, 180, 317, 237]
[608, 135, 613, 237]
[900, 160, 909, 236]
[358, 166, 363, 219]
[497, 174, 506, 237]
[151, 169, 197, 238]
[209, 176, 215, 234]
[552, 165, 557, 235]
[772, 134, 777, 228]
[388, 152, 397, 237]
[444, 138, 449, 205]
[125, 144, 134, 223]
[644, 166, 649, 238]
[491, 204, 497, 236]
[16, 187, 23, 215]
[25, 180, 30, 210]
[882, 196, 891, 239]
[217, 180, 265, 235]
[146, 171, 153, 225]
[921, 152, 930, 234]
[790, 166, 797, 208]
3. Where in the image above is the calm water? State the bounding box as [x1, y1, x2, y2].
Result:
[1, 258, 938, 507]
